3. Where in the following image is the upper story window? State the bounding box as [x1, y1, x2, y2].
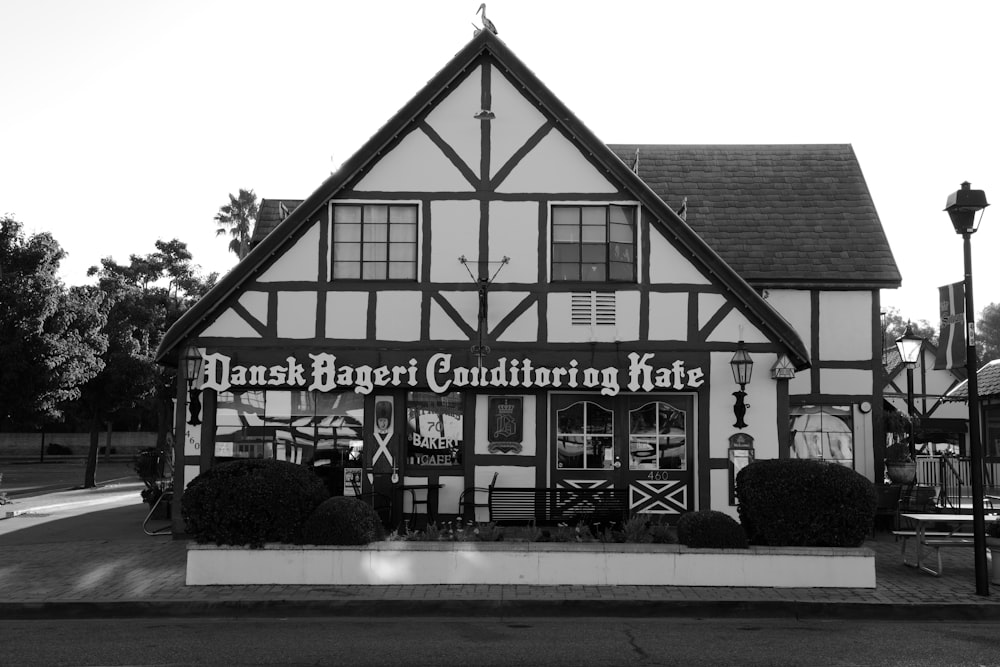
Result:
[551, 204, 636, 282]
[332, 203, 418, 280]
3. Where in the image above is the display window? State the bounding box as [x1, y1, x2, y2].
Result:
[213, 389, 364, 469]
[789, 404, 854, 467]
[406, 391, 463, 467]
[628, 400, 687, 470]
[555, 400, 614, 470]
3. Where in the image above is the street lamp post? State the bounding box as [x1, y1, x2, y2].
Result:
[894, 323, 923, 460]
[944, 181, 990, 596]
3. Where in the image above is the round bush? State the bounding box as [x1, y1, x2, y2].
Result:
[301, 496, 380, 545]
[677, 510, 748, 548]
[181, 458, 329, 547]
[736, 458, 876, 547]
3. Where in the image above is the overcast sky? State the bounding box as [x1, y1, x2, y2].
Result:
[2, 0, 997, 328]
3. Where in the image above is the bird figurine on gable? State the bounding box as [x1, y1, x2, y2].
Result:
[475, 3, 498, 35]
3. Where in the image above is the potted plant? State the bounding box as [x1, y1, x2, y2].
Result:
[884, 441, 916, 485]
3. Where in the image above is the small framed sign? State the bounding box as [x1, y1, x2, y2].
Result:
[487, 396, 523, 454]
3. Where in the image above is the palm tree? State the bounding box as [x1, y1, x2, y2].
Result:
[214, 189, 258, 259]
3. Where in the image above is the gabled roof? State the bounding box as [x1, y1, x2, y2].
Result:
[608, 144, 901, 288]
[947, 359, 1000, 400]
[156, 30, 810, 367]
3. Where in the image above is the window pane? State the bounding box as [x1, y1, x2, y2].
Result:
[334, 205, 361, 223]
[552, 223, 580, 243]
[334, 244, 360, 262]
[553, 207, 579, 225]
[389, 243, 416, 261]
[609, 205, 633, 225]
[610, 261, 633, 281]
[389, 205, 417, 223]
[334, 223, 362, 243]
[363, 243, 387, 261]
[362, 263, 386, 280]
[364, 205, 387, 223]
[582, 264, 606, 281]
[552, 244, 579, 262]
[609, 221, 633, 243]
[558, 403, 585, 433]
[586, 403, 613, 434]
[388, 261, 415, 279]
[581, 244, 605, 263]
[390, 223, 417, 242]
[365, 222, 388, 243]
[586, 436, 613, 469]
[553, 263, 580, 281]
[557, 435, 585, 468]
[581, 207, 606, 226]
[333, 262, 360, 279]
[581, 225, 605, 243]
[610, 242, 633, 262]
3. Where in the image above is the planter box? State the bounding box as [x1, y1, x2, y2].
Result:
[187, 541, 876, 588]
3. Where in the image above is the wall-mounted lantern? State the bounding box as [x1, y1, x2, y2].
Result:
[730, 341, 753, 429]
[180, 344, 204, 426]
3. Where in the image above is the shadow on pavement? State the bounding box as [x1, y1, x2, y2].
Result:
[0, 501, 154, 546]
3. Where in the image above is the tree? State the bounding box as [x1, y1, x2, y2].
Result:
[78, 239, 215, 487]
[214, 189, 258, 259]
[0, 217, 106, 431]
[880, 307, 937, 352]
[978, 302, 1000, 365]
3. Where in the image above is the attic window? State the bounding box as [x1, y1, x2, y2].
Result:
[331, 204, 417, 280]
[551, 205, 636, 282]
[571, 292, 616, 326]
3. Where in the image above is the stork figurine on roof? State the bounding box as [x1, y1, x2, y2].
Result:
[475, 3, 498, 35]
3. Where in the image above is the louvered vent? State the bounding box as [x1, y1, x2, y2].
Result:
[571, 292, 616, 326]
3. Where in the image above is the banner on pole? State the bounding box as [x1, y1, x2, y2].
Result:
[934, 281, 966, 370]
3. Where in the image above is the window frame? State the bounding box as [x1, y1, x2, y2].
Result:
[329, 200, 421, 282]
[548, 202, 640, 284]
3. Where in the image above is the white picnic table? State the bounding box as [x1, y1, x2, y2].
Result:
[897, 512, 1000, 576]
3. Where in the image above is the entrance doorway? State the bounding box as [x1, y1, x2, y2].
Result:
[550, 394, 694, 517]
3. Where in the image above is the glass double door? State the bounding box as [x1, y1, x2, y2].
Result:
[551, 394, 694, 516]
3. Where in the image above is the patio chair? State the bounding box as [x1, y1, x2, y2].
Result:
[459, 472, 498, 522]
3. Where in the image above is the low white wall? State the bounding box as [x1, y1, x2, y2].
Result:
[187, 542, 876, 588]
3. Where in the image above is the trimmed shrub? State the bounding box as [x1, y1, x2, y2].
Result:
[181, 458, 329, 547]
[737, 458, 876, 547]
[677, 510, 748, 548]
[301, 496, 381, 545]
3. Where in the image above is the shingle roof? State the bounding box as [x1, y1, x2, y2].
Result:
[252, 199, 302, 246]
[608, 144, 901, 288]
[946, 359, 1000, 399]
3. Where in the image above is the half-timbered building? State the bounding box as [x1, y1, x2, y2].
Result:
[156, 30, 901, 530]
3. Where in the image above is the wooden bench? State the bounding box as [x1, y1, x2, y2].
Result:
[488, 487, 628, 525]
[893, 529, 975, 576]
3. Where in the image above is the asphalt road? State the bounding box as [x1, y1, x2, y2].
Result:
[2, 616, 1000, 666]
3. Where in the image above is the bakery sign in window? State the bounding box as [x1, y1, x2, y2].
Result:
[406, 391, 463, 467]
[487, 396, 523, 454]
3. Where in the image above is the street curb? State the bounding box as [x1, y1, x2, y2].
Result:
[1, 598, 999, 621]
